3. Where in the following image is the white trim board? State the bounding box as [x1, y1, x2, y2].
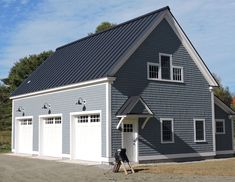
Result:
[11, 77, 116, 100]
[139, 152, 215, 161]
[105, 82, 112, 158]
[216, 150, 234, 155]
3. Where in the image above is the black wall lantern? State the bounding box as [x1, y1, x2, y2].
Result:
[42, 103, 51, 114]
[76, 97, 86, 111]
[17, 106, 25, 116]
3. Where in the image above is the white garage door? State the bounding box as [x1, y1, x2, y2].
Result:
[74, 114, 101, 161]
[17, 119, 33, 154]
[41, 117, 62, 157]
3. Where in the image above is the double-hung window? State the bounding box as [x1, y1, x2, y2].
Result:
[215, 119, 225, 134]
[194, 119, 206, 142]
[161, 118, 174, 143]
[147, 53, 183, 82]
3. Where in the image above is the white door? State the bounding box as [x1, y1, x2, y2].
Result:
[122, 120, 138, 162]
[74, 114, 101, 161]
[41, 117, 62, 157]
[17, 119, 33, 154]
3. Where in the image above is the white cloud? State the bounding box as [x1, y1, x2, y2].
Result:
[0, 0, 235, 91]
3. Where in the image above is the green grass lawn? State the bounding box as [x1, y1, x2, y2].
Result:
[0, 130, 11, 153]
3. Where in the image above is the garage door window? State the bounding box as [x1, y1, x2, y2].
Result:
[45, 117, 62, 124]
[78, 116, 89, 123]
[45, 118, 54, 124]
[55, 117, 62, 124]
[91, 115, 100, 122]
[77, 114, 100, 123]
[20, 119, 32, 125]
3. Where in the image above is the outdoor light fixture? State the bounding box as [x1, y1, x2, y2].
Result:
[76, 97, 86, 111]
[42, 103, 51, 114]
[17, 106, 25, 116]
[76, 97, 86, 105]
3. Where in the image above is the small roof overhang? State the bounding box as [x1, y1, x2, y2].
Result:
[214, 96, 235, 115]
[116, 96, 154, 129]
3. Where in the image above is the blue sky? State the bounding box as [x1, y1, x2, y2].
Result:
[0, 0, 235, 93]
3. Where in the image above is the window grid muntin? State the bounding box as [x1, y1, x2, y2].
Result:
[161, 118, 174, 143]
[77, 115, 89, 123]
[77, 114, 100, 123]
[149, 64, 159, 79]
[147, 53, 183, 82]
[45, 118, 54, 124]
[161, 55, 171, 80]
[44, 117, 62, 125]
[173, 66, 183, 81]
[216, 120, 225, 134]
[55, 117, 62, 124]
[90, 114, 100, 122]
[123, 124, 133, 132]
[20, 118, 32, 125]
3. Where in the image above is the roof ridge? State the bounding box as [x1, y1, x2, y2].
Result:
[56, 6, 170, 50]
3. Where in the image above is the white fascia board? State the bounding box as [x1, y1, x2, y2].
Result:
[10, 77, 116, 100]
[164, 12, 218, 87]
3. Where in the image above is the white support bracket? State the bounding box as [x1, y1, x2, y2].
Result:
[141, 117, 151, 129]
[116, 116, 126, 129]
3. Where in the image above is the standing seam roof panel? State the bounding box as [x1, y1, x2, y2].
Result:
[11, 7, 168, 96]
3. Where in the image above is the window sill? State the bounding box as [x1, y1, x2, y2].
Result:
[161, 141, 174, 144]
[148, 78, 184, 84]
[194, 140, 206, 143]
[216, 132, 226, 135]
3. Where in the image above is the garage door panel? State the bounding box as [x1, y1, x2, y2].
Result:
[74, 114, 101, 161]
[17, 119, 33, 154]
[41, 117, 62, 157]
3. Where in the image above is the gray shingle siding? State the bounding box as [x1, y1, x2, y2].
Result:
[13, 84, 106, 156]
[215, 104, 233, 151]
[111, 19, 213, 156]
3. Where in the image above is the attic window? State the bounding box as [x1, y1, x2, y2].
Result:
[27, 80, 31, 84]
[147, 53, 183, 82]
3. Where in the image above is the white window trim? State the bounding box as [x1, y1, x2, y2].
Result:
[147, 62, 159, 80]
[147, 53, 183, 83]
[194, 119, 206, 142]
[160, 118, 174, 144]
[159, 53, 173, 81]
[215, 119, 226, 134]
[172, 65, 184, 82]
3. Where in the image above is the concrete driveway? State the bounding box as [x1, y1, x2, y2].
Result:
[0, 154, 234, 182]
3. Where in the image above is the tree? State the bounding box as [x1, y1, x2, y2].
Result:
[213, 74, 233, 107]
[4, 51, 53, 92]
[88, 21, 116, 35]
[0, 50, 54, 131]
[95, 22, 116, 33]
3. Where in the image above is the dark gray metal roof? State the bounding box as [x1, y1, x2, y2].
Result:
[11, 6, 169, 97]
[116, 96, 153, 116]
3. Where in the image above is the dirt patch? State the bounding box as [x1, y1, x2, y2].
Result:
[135, 158, 235, 176]
[0, 154, 235, 182]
